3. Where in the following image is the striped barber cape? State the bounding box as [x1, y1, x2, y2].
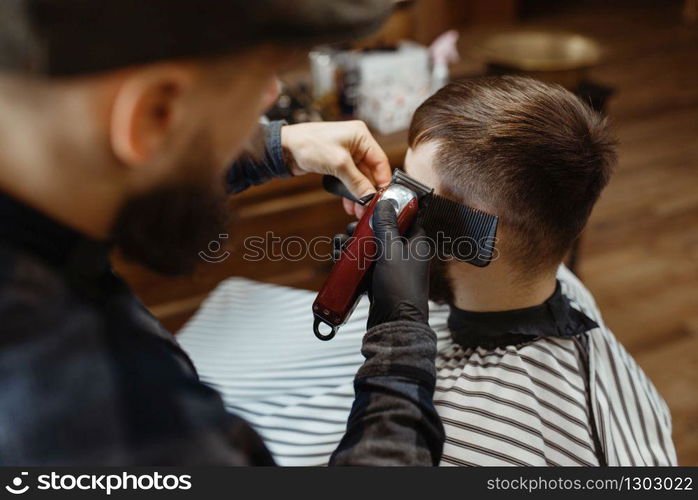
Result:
[177, 266, 676, 466]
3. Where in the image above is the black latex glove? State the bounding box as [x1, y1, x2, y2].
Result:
[332, 222, 358, 262]
[366, 200, 431, 329]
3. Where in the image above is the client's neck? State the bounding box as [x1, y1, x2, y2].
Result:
[447, 259, 558, 312]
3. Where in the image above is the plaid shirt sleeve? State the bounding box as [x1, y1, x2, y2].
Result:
[226, 120, 290, 194]
[329, 320, 445, 466]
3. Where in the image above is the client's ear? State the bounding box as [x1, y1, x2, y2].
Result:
[109, 65, 195, 169]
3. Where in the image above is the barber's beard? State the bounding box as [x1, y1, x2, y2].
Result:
[112, 142, 231, 276]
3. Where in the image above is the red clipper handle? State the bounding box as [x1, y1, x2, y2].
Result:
[312, 184, 419, 340]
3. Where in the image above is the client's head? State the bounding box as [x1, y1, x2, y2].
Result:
[405, 76, 616, 304]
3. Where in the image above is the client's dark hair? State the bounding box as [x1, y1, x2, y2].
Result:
[409, 76, 616, 272]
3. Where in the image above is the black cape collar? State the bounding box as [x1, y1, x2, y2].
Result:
[0, 191, 111, 282]
[447, 281, 599, 349]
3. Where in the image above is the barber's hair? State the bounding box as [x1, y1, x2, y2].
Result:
[409, 76, 616, 272]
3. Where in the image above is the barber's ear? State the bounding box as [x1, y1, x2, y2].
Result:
[110, 65, 194, 167]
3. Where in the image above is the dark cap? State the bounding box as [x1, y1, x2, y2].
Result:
[0, 0, 394, 76]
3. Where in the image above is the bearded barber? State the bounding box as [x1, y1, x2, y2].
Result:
[0, 0, 443, 465]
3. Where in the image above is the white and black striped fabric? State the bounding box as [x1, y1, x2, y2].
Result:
[178, 266, 676, 466]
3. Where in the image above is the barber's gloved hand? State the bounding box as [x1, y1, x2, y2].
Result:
[367, 200, 431, 330]
[332, 221, 358, 262]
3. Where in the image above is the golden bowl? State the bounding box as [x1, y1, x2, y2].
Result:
[471, 30, 602, 88]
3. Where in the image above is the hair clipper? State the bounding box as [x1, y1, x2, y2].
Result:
[312, 176, 423, 340]
[313, 169, 498, 341]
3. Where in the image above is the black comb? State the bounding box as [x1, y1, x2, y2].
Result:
[417, 193, 498, 267]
